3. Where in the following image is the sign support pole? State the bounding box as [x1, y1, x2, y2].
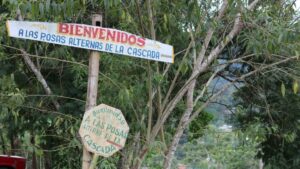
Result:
[82, 14, 102, 169]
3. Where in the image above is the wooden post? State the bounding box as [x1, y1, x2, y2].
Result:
[82, 14, 103, 169]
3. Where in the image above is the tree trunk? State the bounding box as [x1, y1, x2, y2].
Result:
[130, 1, 262, 168]
[44, 151, 52, 169]
[259, 159, 264, 169]
[132, 147, 148, 169]
[0, 133, 6, 154]
[163, 81, 195, 169]
[9, 133, 14, 155]
[32, 150, 37, 169]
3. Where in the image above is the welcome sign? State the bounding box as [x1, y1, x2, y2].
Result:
[6, 21, 174, 63]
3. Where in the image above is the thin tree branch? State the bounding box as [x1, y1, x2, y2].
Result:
[146, 0, 155, 145]
[146, 61, 153, 143]
[25, 94, 85, 103]
[20, 49, 61, 110]
[135, 0, 146, 37]
[1, 44, 123, 89]
[153, 10, 246, 143]
[15, 9, 61, 111]
[247, 0, 260, 10]
[135, 1, 262, 167]
[188, 55, 298, 123]
[161, 41, 193, 110]
[196, 0, 229, 65]
[18, 105, 78, 121]
[0, 44, 87, 67]
[163, 28, 198, 168]
[194, 70, 219, 105]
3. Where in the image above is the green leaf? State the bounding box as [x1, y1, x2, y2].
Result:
[39, 3, 44, 16]
[121, 11, 126, 20]
[70, 127, 75, 136]
[47, 118, 52, 125]
[153, 73, 164, 85]
[296, 51, 299, 60]
[293, 81, 299, 94]
[179, 59, 189, 74]
[31, 3, 37, 17]
[45, 0, 50, 12]
[163, 14, 168, 23]
[35, 148, 44, 156]
[104, 0, 109, 9]
[23, 131, 31, 145]
[281, 82, 286, 97]
[278, 33, 283, 43]
[34, 135, 41, 145]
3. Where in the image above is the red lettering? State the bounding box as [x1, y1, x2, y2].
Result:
[116, 31, 121, 42]
[92, 27, 99, 38]
[58, 23, 145, 47]
[69, 24, 74, 35]
[75, 25, 83, 36]
[121, 33, 128, 43]
[83, 26, 91, 38]
[107, 30, 116, 41]
[98, 28, 106, 39]
[58, 23, 69, 34]
[128, 35, 136, 45]
[137, 37, 146, 47]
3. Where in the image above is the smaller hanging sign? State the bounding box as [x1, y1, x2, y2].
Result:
[79, 104, 129, 157]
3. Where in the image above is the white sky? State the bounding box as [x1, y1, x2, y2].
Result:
[296, 0, 300, 11]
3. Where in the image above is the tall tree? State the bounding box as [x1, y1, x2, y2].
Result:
[0, 0, 299, 169]
[231, 2, 300, 168]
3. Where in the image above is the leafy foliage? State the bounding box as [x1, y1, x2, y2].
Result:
[0, 0, 299, 169]
[232, 20, 300, 168]
[234, 72, 300, 169]
[174, 125, 261, 169]
[188, 111, 213, 141]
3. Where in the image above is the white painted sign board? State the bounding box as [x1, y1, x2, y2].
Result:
[79, 104, 129, 157]
[6, 20, 174, 63]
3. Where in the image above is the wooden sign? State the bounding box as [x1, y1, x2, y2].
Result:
[79, 104, 129, 157]
[6, 21, 174, 63]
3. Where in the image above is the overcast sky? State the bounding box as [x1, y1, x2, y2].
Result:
[296, 0, 300, 11]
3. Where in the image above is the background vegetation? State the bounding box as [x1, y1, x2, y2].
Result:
[0, 0, 299, 169]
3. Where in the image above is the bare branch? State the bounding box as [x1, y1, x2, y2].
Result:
[163, 80, 196, 169]
[196, 0, 229, 65]
[153, 10, 247, 142]
[20, 49, 61, 110]
[194, 70, 219, 105]
[147, 0, 156, 40]
[202, 12, 243, 70]
[247, 0, 260, 10]
[161, 41, 193, 110]
[188, 55, 298, 123]
[25, 94, 85, 103]
[135, 1, 262, 166]
[15, 9, 61, 111]
[146, 0, 156, 146]
[164, 24, 207, 168]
